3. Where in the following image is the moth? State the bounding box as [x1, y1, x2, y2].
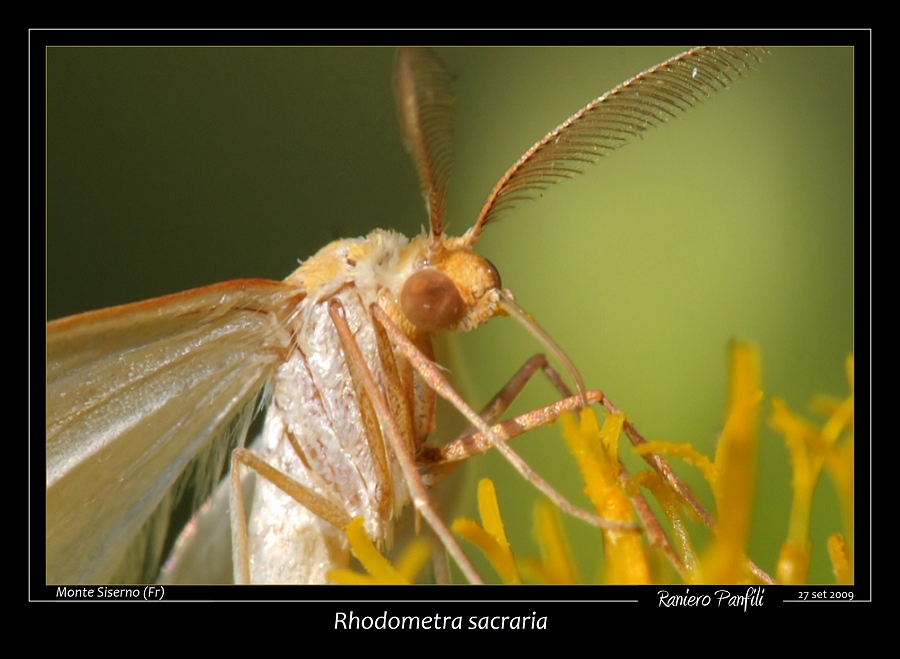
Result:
[47, 46, 768, 584]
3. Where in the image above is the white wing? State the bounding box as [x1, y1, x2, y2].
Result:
[46, 280, 302, 584]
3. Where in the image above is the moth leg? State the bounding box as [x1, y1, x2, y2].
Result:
[468, 354, 562, 426]
[432, 357, 702, 526]
[417, 355, 573, 486]
[328, 299, 485, 585]
[371, 303, 634, 532]
[403, 349, 687, 575]
[159, 461, 256, 584]
[405, 354, 572, 481]
[421, 388, 687, 576]
[424, 358, 776, 585]
[430, 390, 597, 472]
[229, 447, 352, 584]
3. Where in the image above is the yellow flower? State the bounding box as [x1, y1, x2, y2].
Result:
[770, 355, 854, 584]
[559, 408, 650, 584]
[519, 500, 581, 584]
[696, 341, 762, 584]
[452, 478, 523, 584]
[329, 517, 431, 585]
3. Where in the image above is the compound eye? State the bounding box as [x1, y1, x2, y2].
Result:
[483, 257, 502, 290]
[400, 269, 466, 333]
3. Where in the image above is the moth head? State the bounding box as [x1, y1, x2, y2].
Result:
[401, 249, 502, 334]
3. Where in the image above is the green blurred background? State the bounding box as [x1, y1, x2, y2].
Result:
[47, 46, 854, 584]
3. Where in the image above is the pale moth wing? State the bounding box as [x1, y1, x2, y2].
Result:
[47, 280, 301, 584]
[47, 47, 768, 585]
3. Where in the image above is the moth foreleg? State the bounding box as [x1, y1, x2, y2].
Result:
[430, 389, 687, 574]
[371, 303, 634, 533]
[329, 298, 484, 585]
[433, 390, 600, 469]
[468, 354, 565, 427]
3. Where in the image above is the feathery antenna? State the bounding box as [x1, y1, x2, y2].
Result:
[464, 47, 769, 246]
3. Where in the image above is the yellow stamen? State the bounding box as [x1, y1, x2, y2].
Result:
[633, 440, 719, 490]
[452, 479, 522, 584]
[770, 353, 854, 584]
[521, 499, 581, 584]
[699, 340, 761, 584]
[560, 408, 649, 584]
[827, 533, 852, 585]
[329, 517, 410, 585]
